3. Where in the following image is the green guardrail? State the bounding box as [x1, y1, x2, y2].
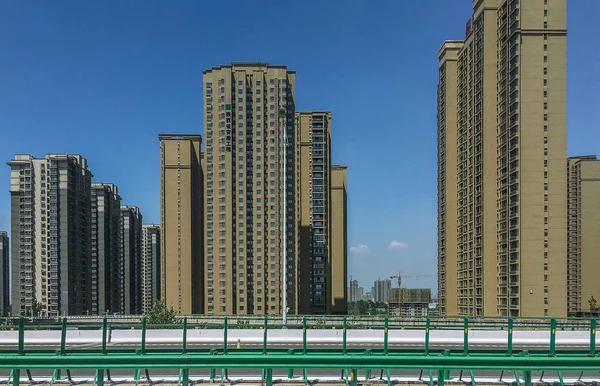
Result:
[3, 315, 600, 386]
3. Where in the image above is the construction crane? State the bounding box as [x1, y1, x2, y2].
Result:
[389, 272, 435, 316]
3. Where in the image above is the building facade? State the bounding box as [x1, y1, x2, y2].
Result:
[159, 134, 204, 314]
[297, 112, 332, 314]
[202, 63, 297, 315]
[330, 165, 348, 313]
[567, 156, 600, 315]
[91, 183, 122, 315]
[372, 279, 392, 303]
[142, 224, 161, 313]
[8, 154, 93, 317]
[121, 206, 143, 315]
[0, 232, 9, 316]
[437, 0, 568, 317]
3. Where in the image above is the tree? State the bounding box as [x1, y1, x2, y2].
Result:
[144, 301, 178, 325]
[589, 295, 599, 312]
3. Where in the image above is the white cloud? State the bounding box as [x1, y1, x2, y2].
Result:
[388, 240, 408, 250]
[349, 244, 369, 255]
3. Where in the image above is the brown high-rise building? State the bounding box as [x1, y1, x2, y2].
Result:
[202, 63, 297, 315]
[159, 134, 204, 314]
[437, 0, 567, 317]
[296, 112, 347, 314]
[330, 165, 348, 314]
[567, 156, 600, 315]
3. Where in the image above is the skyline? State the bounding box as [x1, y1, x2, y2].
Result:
[1, 1, 599, 291]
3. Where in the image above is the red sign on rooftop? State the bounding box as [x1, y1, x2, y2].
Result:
[465, 17, 474, 38]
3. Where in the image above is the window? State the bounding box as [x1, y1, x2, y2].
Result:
[544, 10, 548, 16]
[544, 21, 548, 28]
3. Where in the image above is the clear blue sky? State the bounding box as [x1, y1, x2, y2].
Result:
[0, 1, 598, 293]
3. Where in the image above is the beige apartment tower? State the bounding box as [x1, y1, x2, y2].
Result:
[330, 165, 348, 314]
[296, 112, 348, 314]
[437, 0, 567, 317]
[159, 134, 204, 314]
[202, 63, 297, 315]
[567, 156, 600, 315]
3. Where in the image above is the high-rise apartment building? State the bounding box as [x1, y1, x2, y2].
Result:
[372, 279, 392, 303]
[297, 112, 332, 314]
[349, 279, 359, 302]
[567, 156, 600, 315]
[159, 134, 204, 314]
[330, 165, 348, 313]
[8, 154, 93, 317]
[121, 205, 143, 315]
[437, 0, 567, 317]
[202, 63, 297, 315]
[91, 183, 122, 315]
[0, 232, 9, 316]
[142, 224, 161, 313]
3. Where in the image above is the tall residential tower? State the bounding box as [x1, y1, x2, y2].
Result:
[202, 63, 297, 315]
[8, 154, 93, 317]
[142, 224, 161, 313]
[159, 134, 204, 314]
[121, 205, 143, 315]
[90, 183, 122, 315]
[567, 156, 600, 315]
[0, 232, 9, 316]
[437, 0, 567, 317]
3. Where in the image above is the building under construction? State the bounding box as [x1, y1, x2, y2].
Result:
[388, 288, 432, 317]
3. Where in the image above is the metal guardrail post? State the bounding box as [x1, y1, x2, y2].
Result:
[302, 316, 308, 385]
[182, 317, 188, 354]
[177, 317, 188, 386]
[287, 349, 294, 379]
[521, 351, 532, 386]
[364, 349, 372, 380]
[222, 316, 228, 381]
[463, 317, 469, 356]
[50, 317, 68, 385]
[550, 318, 556, 356]
[590, 318, 596, 356]
[343, 316, 347, 355]
[441, 349, 450, 381]
[263, 315, 268, 355]
[383, 315, 389, 355]
[102, 317, 108, 354]
[424, 316, 430, 356]
[262, 315, 268, 381]
[507, 317, 513, 356]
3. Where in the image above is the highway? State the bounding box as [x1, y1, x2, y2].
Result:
[0, 327, 596, 351]
[0, 328, 598, 384]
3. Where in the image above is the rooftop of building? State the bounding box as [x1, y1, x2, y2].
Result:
[158, 134, 202, 141]
[203, 62, 296, 74]
[437, 40, 464, 60]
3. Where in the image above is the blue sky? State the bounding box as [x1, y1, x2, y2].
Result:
[0, 1, 598, 293]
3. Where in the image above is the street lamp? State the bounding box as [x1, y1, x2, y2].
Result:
[279, 105, 288, 325]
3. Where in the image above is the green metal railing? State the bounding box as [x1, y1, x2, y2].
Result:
[2, 315, 600, 386]
[4, 315, 599, 332]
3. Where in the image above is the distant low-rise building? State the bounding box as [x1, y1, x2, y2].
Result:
[388, 288, 432, 317]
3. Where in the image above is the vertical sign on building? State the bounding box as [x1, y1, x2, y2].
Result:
[225, 104, 232, 152]
[465, 16, 474, 38]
